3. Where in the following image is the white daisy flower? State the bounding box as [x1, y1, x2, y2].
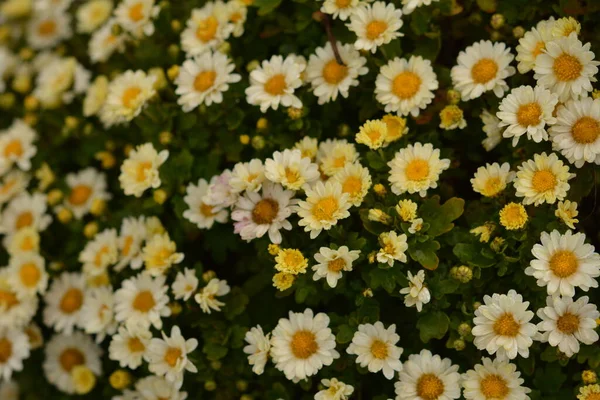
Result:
[395, 349, 461, 400]
[0, 328, 30, 381]
[296, 181, 351, 239]
[515, 18, 555, 74]
[183, 178, 228, 229]
[76, 0, 113, 33]
[175, 51, 241, 111]
[88, 19, 126, 63]
[79, 228, 119, 277]
[399, 270, 431, 312]
[100, 70, 157, 127]
[402, 0, 440, 14]
[171, 268, 198, 301]
[114, 273, 171, 331]
[27, 10, 72, 49]
[226, 0, 247, 37]
[0, 119, 37, 175]
[526, 230, 600, 297]
[147, 326, 198, 382]
[408, 217, 424, 234]
[180, 2, 233, 57]
[306, 41, 368, 105]
[312, 246, 360, 288]
[245, 54, 305, 113]
[141, 233, 184, 276]
[243, 325, 271, 375]
[33, 56, 91, 107]
[462, 357, 531, 400]
[80, 285, 117, 343]
[555, 200, 579, 229]
[472, 290, 537, 361]
[481, 109, 503, 151]
[0, 192, 51, 238]
[346, 1, 404, 54]
[315, 377, 354, 400]
[7, 252, 47, 298]
[497, 85, 558, 146]
[119, 142, 169, 198]
[135, 375, 188, 400]
[375, 55, 438, 117]
[376, 231, 408, 267]
[534, 34, 599, 102]
[470, 162, 514, 198]
[388, 142, 451, 197]
[320, 0, 365, 21]
[451, 40, 515, 101]
[264, 149, 320, 191]
[332, 162, 371, 207]
[43, 272, 86, 334]
[194, 278, 230, 314]
[83, 75, 109, 117]
[317, 139, 360, 177]
[0, 170, 28, 206]
[270, 308, 339, 381]
[7, 227, 40, 256]
[116, 216, 147, 271]
[0, 271, 38, 330]
[204, 169, 238, 208]
[64, 167, 111, 219]
[229, 159, 266, 194]
[513, 152, 574, 206]
[114, 0, 160, 37]
[347, 321, 403, 380]
[109, 325, 152, 369]
[551, 17, 580, 38]
[294, 136, 319, 160]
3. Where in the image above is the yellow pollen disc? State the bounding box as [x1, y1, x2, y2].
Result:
[342, 176, 362, 196]
[38, 20, 57, 36]
[59, 348, 85, 372]
[284, 167, 300, 184]
[0, 289, 19, 310]
[104, 34, 117, 45]
[322, 60, 348, 84]
[4, 139, 23, 158]
[0, 338, 12, 363]
[499, 203, 528, 230]
[312, 196, 338, 221]
[549, 250, 578, 278]
[94, 246, 110, 267]
[264, 74, 287, 96]
[328, 258, 346, 272]
[290, 330, 318, 359]
[15, 211, 33, 230]
[392, 71, 422, 100]
[332, 156, 346, 168]
[135, 161, 152, 182]
[531, 169, 557, 193]
[196, 16, 219, 43]
[122, 87, 142, 109]
[493, 313, 520, 337]
[19, 262, 41, 288]
[532, 41, 546, 57]
[122, 236, 134, 256]
[365, 20, 388, 41]
[572, 116, 600, 144]
[553, 53, 583, 82]
[128, 337, 145, 353]
[164, 347, 182, 367]
[132, 290, 155, 312]
[336, 0, 351, 7]
[586, 393, 600, 400]
[282, 250, 304, 268]
[69, 185, 93, 206]
[128, 3, 145, 22]
[557, 312, 580, 334]
[416, 373, 445, 400]
[194, 70, 217, 92]
[480, 374, 509, 399]
[200, 202, 215, 217]
[370, 339, 388, 359]
[471, 58, 499, 84]
[20, 236, 36, 252]
[405, 159, 430, 181]
[0, 178, 16, 195]
[516, 102, 542, 127]
[230, 12, 242, 23]
[60, 288, 84, 314]
[483, 177, 502, 197]
[252, 198, 279, 225]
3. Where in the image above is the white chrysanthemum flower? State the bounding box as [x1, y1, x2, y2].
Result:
[480, 109, 503, 151]
[142, 233, 184, 276]
[43, 332, 102, 394]
[537, 295, 599, 357]
[296, 181, 351, 239]
[0, 119, 37, 175]
[33, 57, 91, 107]
[135, 375, 188, 400]
[550, 97, 600, 167]
[64, 167, 111, 219]
[27, 10, 72, 49]
[513, 152, 574, 206]
[43, 272, 86, 334]
[0, 192, 51, 239]
[0, 328, 30, 381]
[399, 270, 431, 312]
[81, 285, 117, 343]
[7, 227, 39, 256]
[294, 136, 319, 160]
[347, 1, 404, 53]
[226, 0, 247, 37]
[264, 149, 320, 191]
[388, 142, 451, 197]
[347, 321, 402, 380]
[534, 34, 599, 102]
[526, 230, 600, 297]
[109, 325, 152, 369]
[401, 0, 440, 14]
[451, 40, 515, 101]
[317, 139, 360, 176]
[555, 200, 579, 229]
[243, 325, 271, 375]
[83, 75, 109, 117]
[229, 159, 265, 194]
[0, 47, 18, 93]
[552, 17, 580, 38]
[245, 55, 305, 112]
[376, 231, 408, 267]
[356, 119, 387, 150]
[472, 290, 537, 361]
[395, 349, 461, 400]
[88, 19, 126, 63]
[231, 182, 295, 244]
[175, 51, 241, 111]
[171, 268, 198, 301]
[79, 228, 118, 277]
[0, 271, 38, 330]
[462, 357, 531, 400]
[320, 0, 364, 21]
[316, 377, 354, 400]
[119, 143, 169, 198]
[183, 178, 228, 229]
[115, 216, 147, 271]
[0, 170, 29, 206]
[204, 169, 238, 208]
[100, 70, 157, 127]
[497, 85, 558, 146]
[270, 308, 339, 381]
[76, 0, 112, 33]
[471, 162, 514, 197]
[332, 162, 372, 207]
[194, 278, 230, 314]
[515, 18, 555, 74]
[306, 41, 368, 104]
[180, 2, 233, 57]
[147, 326, 198, 383]
[114, 0, 159, 37]
[7, 252, 47, 298]
[114, 273, 171, 331]
[312, 246, 360, 288]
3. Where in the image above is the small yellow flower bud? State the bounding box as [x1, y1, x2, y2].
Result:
[158, 131, 172, 145]
[167, 65, 180, 81]
[0, 26, 10, 43]
[217, 41, 231, 54]
[583, 370, 598, 384]
[457, 323, 471, 337]
[171, 19, 182, 32]
[95, 151, 116, 169]
[24, 95, 39, 111]
[149, 67, 168, 90]
[105, 140, 116, 151]
[47, 189, 63, 205]
[83, 123, 94, 136]
[453, 339, 466, 351]
[49, 261, 64, 271]
[287, 107, 303, 120]
[124, 144, 134, 156]
[203, 270, 216, 282]
[513, 26, 525, 39]
[490, 13, 504, 29]
[0, 93, 15, 109]
[239, 134, 250, 145]
[19, 47, 34, 61]
[57, 208, 73, 224]
[490, 30, 502, 41]
[246, 60, 260, 72]
[210, 361, 222, 370]
[241, 395, 253, 400]
[338, 123, 351, 137]
[84, 222, 99, 239]
[12, 74, 31, 94]
[72, 366, 96, 395]
[65, 116, 79, 130]
[169, 302, 183, 316]
[256, 117, 268, 130]
[373, 183, 387, 196]
[236, 380, 248, 392]
[111, 23, 123, 35]
[368, 251, 377, 264]
[153, 189, 168, 205]
[251, 135, 265, 150]
[450, 265, 473, 283]
[593, 90, 600, 100]
[268, 244, 281, 256]
[490, 237, 506, 253]
[109, 370, 132, 390]
[90, 199, 107, 216]
[272, 272, 294, 291]
[362, 288, 373, 298]
[368, 209, 392, 225]
[446, 89, 461, 105]
[473, 301, 482, 310]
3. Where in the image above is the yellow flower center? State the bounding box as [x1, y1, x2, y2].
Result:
[312, 196, 338, 221]
[38, 20, 57, 36]
[549, 250, 578, 278]
[59, 348, 85, 372]
[128, 3, 145, 22]
[416, 373, 445, 400]
[264, 74, 287, 96]
[531, 169, 557, 193]
[405, 159, 430, 181]
[135, 161, 152, 182]
[382, 115, 407, 141]
[122, 236, 134, 256]
[440, 105, 463, 127]
[230, 12, 242, 23]
[194, 70, 216, 92]
[365, 20, 388, 40]
[128, 337, 145, 353]
[20, 236, 36, 252]
[342, 176, 362, 196]
[516, 102, 542, 127]
[252, 198, 279, 225]
[480, 374, 509, 399]
[284, 167, 300, 184]
[196, 16, 219, 43]
[572, 116, 600, 144]
[553, 53, 582, 82]
[122, 86, 142, 109]
[19, 262, 41, 288]
[499, 203, 528, 230]
[0, 177, 16, 195]
[483, 177, 502, 197]
[200, 202, 216, 217]
[132, 290, 155, 312]
[94, 246, 110, 267]
[0, 338, 12, 363]
[392, 71, 422, 100]
[164, 347, 182, 367]
[557, 312, 580, 334]
[322, 60, 348, 84]
[60, 288, 84, 314]
[0, 289, 18, 310]
[532, 41, 545, 57]
[493, 312, 520, 337]
[471, 58, 498, 84]
[4, 139, 23, 157]
[15, 211, 33, 230]
[148, 247, 172, 269]
[69, 185, 93, 206]
[328, 258, 346, 272]
[370, 339, 388, 359]
[290, 330, 318, 359]
[335, 0, 352, 7]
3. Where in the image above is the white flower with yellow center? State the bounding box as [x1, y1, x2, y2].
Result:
[33, 57, 91, 107]
[171, 268, 198, 301]
[226, 0, 247, 37]
[183, 178, 228, 229]
[462, 357, 531, 400]
[7, 252, 47, 298]
[264, 149, 320, 191]
[347, 321, 402, 380]
[100, 70, 157, 127]
[388, 142, 451, 197]
[7, 227, 40, 256]
[534, 34, 599, 102]
[194, 278, 230, 314]
[243, 325, 271, 375]
[0, 119, 37, 175]
[451, 40, 515, 101]
[116, 216, 147, 271]
[76, 0, 113, 33]
[64, 167, 111, 219]
[382, 114, 409, 144]
[317, 139, 360, 176]
[316, 377, 355, 400]
[347, 1, 403, 53]
[306, 41, 368, 105]
[296, 181, 351, 239]
[88, 19, 126, 63]
[204, 169, 238, 208]
[472, 290, 537, 360]
[147, 326, 198, 383]
[119, 142, 169, 198]
[515, 18, 555, 74]
[80, 285, 117, 343]
[142, 233, 184, 276]
[550, 97, 600, 167]
[0, 271, 38, 330]
[471, 162, 514, 198]
[552, 17, 581, 38]
[0, 192, 51, 239]
[332, 162, 372, 207]
[320, 0, 363, 21]
[43, 332, 102, 394]
[312, 246, 360, 288]
[114, 0, 159, 37]
[555, 200, 579, 229]
[176, 51, 241, 111]
[402, 0, 440, 14]
[513, 152, 574, 206]
[0, 171, 27, 207]
[245, 55, 305, 112]
[27, 10, 72, 49]
[375, 55, 438, 117]
[43, 272, 87, 334]
[0, 328, 30, 381]
[480, 109, 503, 151]
[83, 75, 109, 117]
[114, 273, 171, 331]
[294, 136, 319, 160]
[536, 295, 599, 357]
[108, 325, 152, 369]
[399, 270, 431, 312]
[135, 375, 188, 400]
[180, 2, 233, 57]
[497, 85, 558, 146]
[270, 308, 339, 381]
[229, 159, 266, 194]
[376, 231, 408, 267]
[579, 384, 600, 400]
[79, 228, 119, 277]
[395, 349, 461, 400]
[526, 230, 600, 297]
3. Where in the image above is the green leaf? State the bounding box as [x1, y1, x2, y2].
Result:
[357, 299, 380, 324]
[336, 324, 354, 344]
[417, 311, 450, 343]
[202, 342, 229, 361]
[419, 196, 465, 237]
[254, 0, 282, 15]
[223, 287, 249, 320]
[453, 243, 496, 268]
[409, 239, 441, 270]
[366, 151, 388, 171]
